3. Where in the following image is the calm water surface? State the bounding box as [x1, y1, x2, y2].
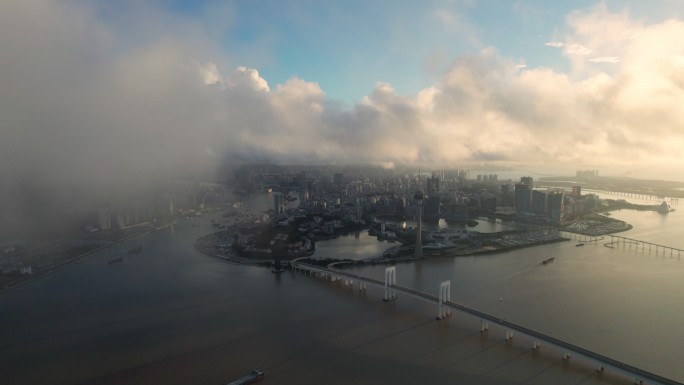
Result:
[348, 208, 684, 382]
[2, 193, 683, 384]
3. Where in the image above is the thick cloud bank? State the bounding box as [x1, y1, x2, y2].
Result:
[2, 1, 684, 190]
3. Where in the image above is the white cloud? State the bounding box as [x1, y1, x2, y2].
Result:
[196, 61, 223, 85]
[589, 56, 621, 63]
[564, 43, 593, 56]
[2, 0, 684, 213]
[227, 66, 270, 92]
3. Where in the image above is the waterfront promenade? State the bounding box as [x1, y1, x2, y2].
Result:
[292, 258, 682, 385]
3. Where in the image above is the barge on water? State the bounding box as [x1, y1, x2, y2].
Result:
[226, 368, 264, 385]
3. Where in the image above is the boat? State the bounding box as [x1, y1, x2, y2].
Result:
[576, 243, 584, 247]
[226, 368, 264, 385]
[542, 257, 555, 265]
[128, 246, 143, 254]
[108, 257, 123, 264]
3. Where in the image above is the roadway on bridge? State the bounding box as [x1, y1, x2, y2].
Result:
[292, 258, 681, 385]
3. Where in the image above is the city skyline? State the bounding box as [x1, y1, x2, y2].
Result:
[3, 0, 684, 196]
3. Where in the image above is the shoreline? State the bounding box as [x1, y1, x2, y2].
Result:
[0, 219, 175, 294]
[193, 232, 272, 265]
[194, 228, 572, 268]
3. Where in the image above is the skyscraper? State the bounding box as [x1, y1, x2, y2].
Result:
[274, 193, 284, 214]
[520, 176, 533, 188]
[532, 190, 547, 213]
[515, 183, 531, 213]
[424, 196, 440, 221]
[572, 185, 582, 197]
[414, 190, 424, 259]
[333, 173, 343, 190]
[548, 189, 564, 223]
[427, 175, 440, 196]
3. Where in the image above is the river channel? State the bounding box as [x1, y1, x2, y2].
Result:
[1, 192, 683, 384]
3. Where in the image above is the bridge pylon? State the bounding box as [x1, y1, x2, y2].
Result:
[383, 266, 397, 302]
[437, 280, 451, 319]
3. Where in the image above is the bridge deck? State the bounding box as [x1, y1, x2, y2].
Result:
[292, 259, 681, 385]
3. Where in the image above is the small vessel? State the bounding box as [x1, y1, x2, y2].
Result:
[108, 257, 123, 264]
[542, 257, 555, 265]
[128, 246, 143, 254]
[226, 368, 264, 385]
[576, 243, 584, 247]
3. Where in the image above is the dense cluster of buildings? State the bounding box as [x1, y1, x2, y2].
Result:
[512, 178, 600, 224]
[233, 165, 600, 227]
[1, 248, 32, 276]
[90, 181, 228, 233]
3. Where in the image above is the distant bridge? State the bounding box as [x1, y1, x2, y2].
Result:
[561, 232, 683, 258]
[580, 189, 680, 204]
[291, 258, 681, 385]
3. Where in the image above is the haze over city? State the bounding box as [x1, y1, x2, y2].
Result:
[4, 0, 684, 181]
[5, 2, 684, 384]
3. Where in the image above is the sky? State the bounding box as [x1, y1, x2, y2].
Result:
[3, 0, 684, 195]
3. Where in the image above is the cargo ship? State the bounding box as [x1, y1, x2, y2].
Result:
[226, 368, 264, 385]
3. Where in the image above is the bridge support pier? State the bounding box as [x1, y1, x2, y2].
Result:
[532, 341, 541, 351]
[383, 266, 397, 302]
[505, 330, 514, 342]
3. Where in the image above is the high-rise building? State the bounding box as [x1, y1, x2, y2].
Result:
[520, 176, 533, 188]
[424, 196, 440, 221]
[274, 193, 284, 214]
[514, 183, 531, 213]
[355, 197, 363, 220]
[97, 208, 112, 231]
[499, 184, 513, 206]
[427, 176, 440, 196]
[548, 189, 564, 223]
[572, 185, 582, 197]
[576, 170, 598, 178]
[333, 173, 344, 190]
[414, 190, 424, 259]
[532, 190, 547, 213]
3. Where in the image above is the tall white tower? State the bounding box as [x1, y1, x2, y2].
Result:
[414, 190, 424, 259]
